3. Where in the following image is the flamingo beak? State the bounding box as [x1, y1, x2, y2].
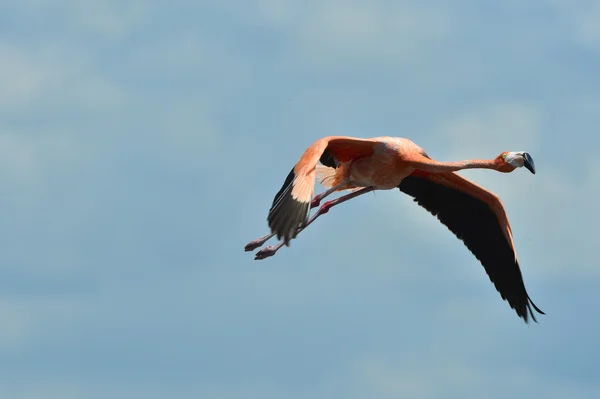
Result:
[523, 152, 535, 174]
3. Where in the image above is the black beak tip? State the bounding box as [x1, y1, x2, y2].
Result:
[523, 152, 536, 174]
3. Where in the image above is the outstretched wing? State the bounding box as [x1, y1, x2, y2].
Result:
[268, 136, 376, 245]
[398, 170, 544, 323]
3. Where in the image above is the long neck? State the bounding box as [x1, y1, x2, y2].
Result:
[459, 159, 500, 171]
[410, 157, 501, 173]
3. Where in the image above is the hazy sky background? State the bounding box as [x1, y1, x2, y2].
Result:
[1, 1, 599, 398]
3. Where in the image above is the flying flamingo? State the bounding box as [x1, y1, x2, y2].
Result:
[244, 136, 544, 323]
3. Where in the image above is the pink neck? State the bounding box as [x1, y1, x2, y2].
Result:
[460, 159, 500, 170]
[411, 156, 503, 174]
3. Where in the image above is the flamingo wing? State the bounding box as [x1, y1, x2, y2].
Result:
[398, 170, 544, 323]
[268, 136, 376, 245]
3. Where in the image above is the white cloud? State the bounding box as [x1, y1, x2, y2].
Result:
[356, 360, 434, 398]
[519, 160, 600, 279]
[0, 301, 35, 351]
[0, 297, 79, 351]
[0, 43, 52, 112]
[69, 1, 150, 39]
[0, 129, 78, 186]
[343, 356, 598, 399]
[0, 41, 128, 114]
[212, 0, 455, 67]
[9, 0, 150, 39]
[551, 0, 600, 47]
[0, 133, 38, 183]
[148, 103, 223, 169]
[432, 102, 541, 160]
[254, 0, 298, 26]
[291, 0, 455, 66]
[0, 382, 83, 399]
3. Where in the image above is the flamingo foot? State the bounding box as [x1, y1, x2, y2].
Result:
[254, 245, 280, 260]
[244, 233, 275, 252]
[245, 240, 264, 252]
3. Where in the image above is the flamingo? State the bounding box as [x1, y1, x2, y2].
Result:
[244, 136, 544, 323]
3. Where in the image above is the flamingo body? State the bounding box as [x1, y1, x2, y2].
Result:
[250, 136, 543, 323]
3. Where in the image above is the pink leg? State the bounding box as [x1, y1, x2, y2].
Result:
[245, 179, 352, 252]
[254, 187, 374, 260]
[309, 179, 351, 208]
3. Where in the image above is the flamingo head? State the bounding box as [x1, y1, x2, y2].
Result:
[498, 151, 536, 174]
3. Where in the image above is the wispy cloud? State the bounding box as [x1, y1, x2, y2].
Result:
[551, 0, 600, 47]
[0, 0, 598, 398]
[343, 354, 600, 399]
[0, 41, 127, 114]
[432, 102, 541, 159]
[291, 0, 455, 66]
[8, 0, 151, 39]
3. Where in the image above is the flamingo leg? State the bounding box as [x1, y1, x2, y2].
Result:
[254, 186, 374, 260]
[244, 179, 352, 252]
[309, 178, 352, 208]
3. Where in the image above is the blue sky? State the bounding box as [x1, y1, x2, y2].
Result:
[0, 0, 599, 398]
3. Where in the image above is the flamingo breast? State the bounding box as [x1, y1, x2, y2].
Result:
[349, 138, 414, 190]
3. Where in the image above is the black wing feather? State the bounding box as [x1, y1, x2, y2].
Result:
[267, 147, 342, 245]
[398, 174, 544, 323]
[267, 168, 310, 245]
[319, 148, 337, 168]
